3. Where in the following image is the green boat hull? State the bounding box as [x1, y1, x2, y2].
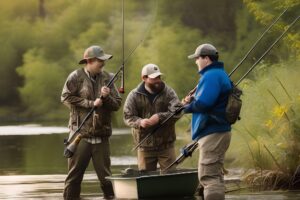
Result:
[107, 169, 199, 199]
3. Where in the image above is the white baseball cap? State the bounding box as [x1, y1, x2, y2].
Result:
[141, 63, 163, 78]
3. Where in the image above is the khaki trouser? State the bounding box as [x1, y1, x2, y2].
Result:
[137, 147, 176, 171]
[63, 139, 113, 199]
[198, 132, 231, 200]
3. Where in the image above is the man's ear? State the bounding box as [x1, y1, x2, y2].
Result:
[86, 59, 92, 64]
[86, 58, 95, 64]
[142, 76, 147, 82]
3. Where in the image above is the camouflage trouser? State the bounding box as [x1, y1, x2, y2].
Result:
[137, 147, 176, 171]
[198, 132, 231, 200]
[63, 139, 113, 200]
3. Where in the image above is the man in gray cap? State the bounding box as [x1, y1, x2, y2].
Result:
[61, 45, 122, 199]
[182, 44, 232, 200]
[123, 63, 182, 171]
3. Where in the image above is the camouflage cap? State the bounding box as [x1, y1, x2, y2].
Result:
[141, 63, 163, 78]
[79, 45, 113, 64]
[188, 43, 218, 59]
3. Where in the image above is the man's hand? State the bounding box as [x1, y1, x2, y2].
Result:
[182, 95, 193, 105]
[148, 114, 159, 125]
[140, 114, 160, 128]
[140, 119, 152, 128]
[101, 86, 110, 98]
[93, 98, 103, 107]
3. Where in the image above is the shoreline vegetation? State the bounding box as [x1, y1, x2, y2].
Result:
[229, 61, 300, 190]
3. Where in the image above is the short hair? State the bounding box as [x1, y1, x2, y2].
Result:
[200, 54, 219, 62]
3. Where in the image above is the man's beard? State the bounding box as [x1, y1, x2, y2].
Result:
[147, 82, 163, 94]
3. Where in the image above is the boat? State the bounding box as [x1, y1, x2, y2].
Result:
[106, 168, 199, 199]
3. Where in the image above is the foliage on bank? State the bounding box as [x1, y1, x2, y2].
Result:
[228, 60, 300, 189]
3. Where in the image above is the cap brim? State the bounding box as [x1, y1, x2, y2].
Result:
[78, 54, 113, 64]
[78, 59, 87, 64]
[188, 54, 197, 59]
[148, 72, 163, 78]
[97, 54, 113, 61]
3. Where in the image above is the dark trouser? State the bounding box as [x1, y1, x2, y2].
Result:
[198, 132, 231, 200]
[63, 139, 114, 199]
[137, 146, 176, 171]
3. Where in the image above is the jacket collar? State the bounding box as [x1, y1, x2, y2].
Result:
[199, 61, 224, 75]
[136, 81, 166, 96]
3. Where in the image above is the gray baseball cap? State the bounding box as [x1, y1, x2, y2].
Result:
[188, 43, 218, 59]
[79, 45, 113, 64]
[141, 63, 163, 78]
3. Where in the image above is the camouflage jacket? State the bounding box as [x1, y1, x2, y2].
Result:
[123, 82, 182, 151]
[61, 68, 122, 138]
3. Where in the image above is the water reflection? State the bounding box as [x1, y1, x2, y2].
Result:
[0, 173, 101, 199]
[1, 126, 300, 199]
[0, 128, 197, 176]
[0, 127, 197, 199]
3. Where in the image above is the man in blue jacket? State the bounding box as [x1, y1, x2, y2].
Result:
[182, 43, 232, 200]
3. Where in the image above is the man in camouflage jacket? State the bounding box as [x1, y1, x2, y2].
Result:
[61, 45, 121, 199]
[123, 63, 182, 171]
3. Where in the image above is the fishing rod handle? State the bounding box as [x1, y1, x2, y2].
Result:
[73, 134, 82, 144]
[188, 86, 197, 96]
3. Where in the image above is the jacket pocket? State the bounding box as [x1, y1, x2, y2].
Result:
[192, 113, 208, 140]
[68, 107, 78, 133]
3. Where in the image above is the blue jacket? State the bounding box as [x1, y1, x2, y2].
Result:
[184, 62, 232, 140]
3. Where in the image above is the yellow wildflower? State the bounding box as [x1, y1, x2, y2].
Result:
[241, 82, 248, 90]
[264, 119, 273, 129]
[272, 105, 287, 118]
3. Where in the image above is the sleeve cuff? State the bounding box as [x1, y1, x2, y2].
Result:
[88, 100, 94, 108]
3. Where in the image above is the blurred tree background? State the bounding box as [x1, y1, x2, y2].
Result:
[0, 0, 298, 125]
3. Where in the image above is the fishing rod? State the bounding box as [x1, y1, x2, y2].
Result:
[229, 8, 288, 77]
[164, 14, 299, 171]
[64, 1, 158, 158]
[236, 15, 299, 85]
[119, 0, 125, 94]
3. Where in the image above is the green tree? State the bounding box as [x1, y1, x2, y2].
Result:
[0, 19, 35, 105]
[128, 21, 202, 98]
[243, 0, 300, 59]
[0, 0, 281, 123]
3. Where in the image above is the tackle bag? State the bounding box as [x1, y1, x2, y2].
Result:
[225, 82, 243, 124]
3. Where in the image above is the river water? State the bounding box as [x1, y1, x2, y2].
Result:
[0, 125, 299, 199]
